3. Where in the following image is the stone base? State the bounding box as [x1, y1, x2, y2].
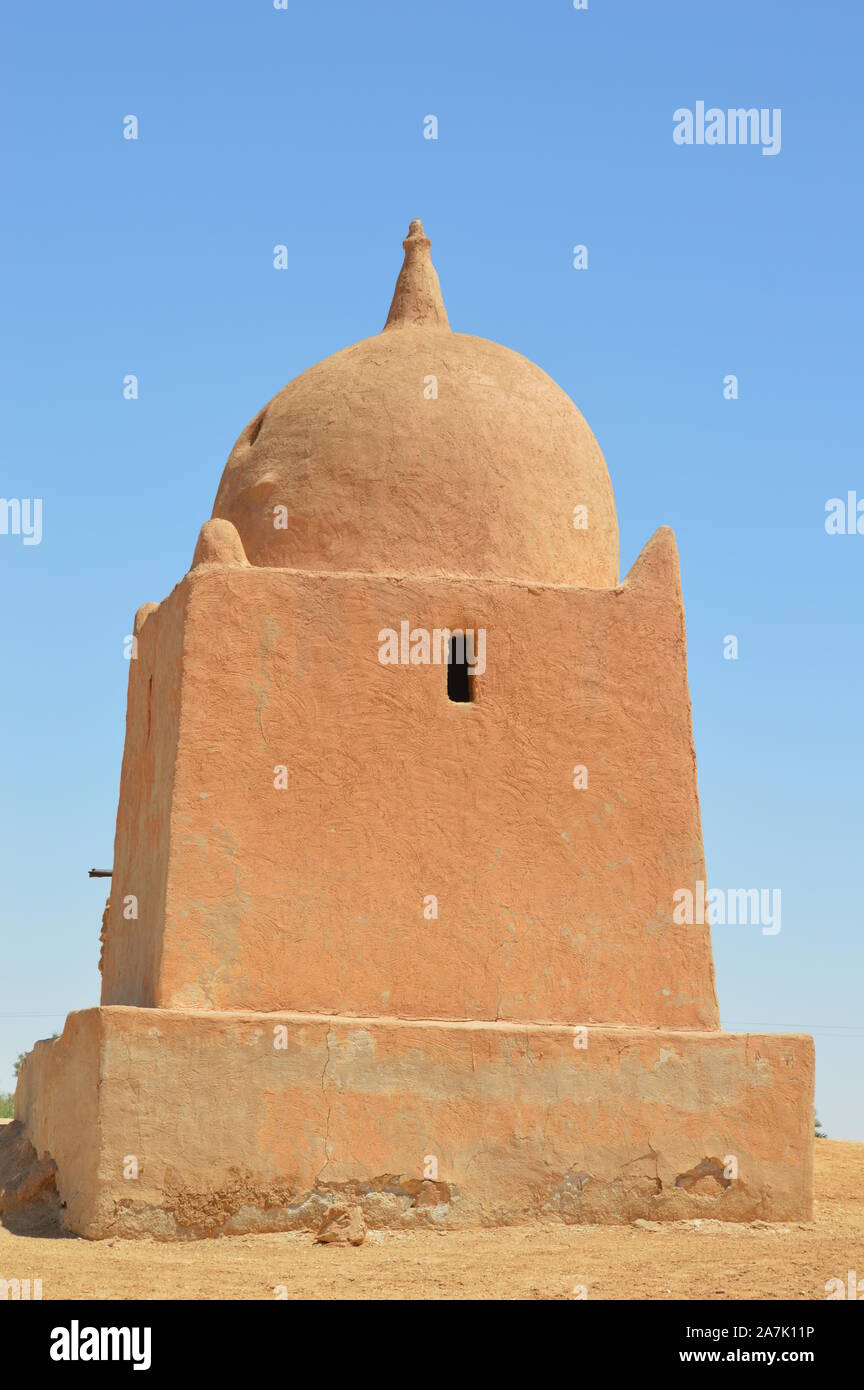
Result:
[9, 1007, 813, 1238]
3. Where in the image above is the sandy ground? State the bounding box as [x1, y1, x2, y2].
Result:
[1, 1131, 861, 1300]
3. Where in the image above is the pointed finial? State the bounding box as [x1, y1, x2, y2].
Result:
[383, 219, 450, 331]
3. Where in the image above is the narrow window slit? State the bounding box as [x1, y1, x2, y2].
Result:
[447, 633, 472, 703]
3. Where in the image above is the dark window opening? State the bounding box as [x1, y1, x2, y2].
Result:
[447, 634, 472, 703]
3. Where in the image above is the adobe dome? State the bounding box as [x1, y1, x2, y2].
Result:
[212, 221, 619, 587]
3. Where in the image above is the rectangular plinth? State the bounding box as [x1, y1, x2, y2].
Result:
[13, 1008, 813, 1238]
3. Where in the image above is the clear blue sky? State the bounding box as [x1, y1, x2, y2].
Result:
[1, 1, 861, 1137]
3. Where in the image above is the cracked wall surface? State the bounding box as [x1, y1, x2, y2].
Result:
[11, 1008, 813, 1238]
